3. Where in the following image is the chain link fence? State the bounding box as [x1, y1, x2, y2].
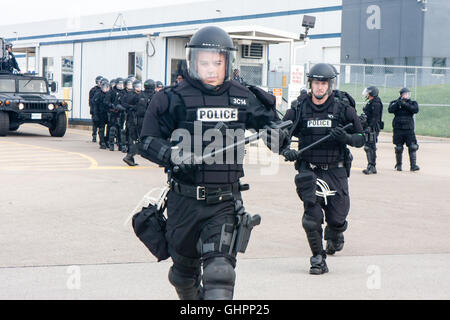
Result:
[326, 63, 450, 137]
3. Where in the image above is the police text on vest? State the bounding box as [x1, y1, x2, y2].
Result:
[307, 119, 332, 128]
[197, 108, 238, 122]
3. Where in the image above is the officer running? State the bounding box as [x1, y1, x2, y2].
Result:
[138, 26, 288, 300]
[282, 63, 364, 275]
[388, 88, 420, 172]
[361, 86, 384, 175]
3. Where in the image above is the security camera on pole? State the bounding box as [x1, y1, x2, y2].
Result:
[288, 15, 316, 108]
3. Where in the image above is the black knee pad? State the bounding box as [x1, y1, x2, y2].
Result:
[202, 256, 235, 300]
[395, 145, 404, 153]
[408, 144, 419, 152]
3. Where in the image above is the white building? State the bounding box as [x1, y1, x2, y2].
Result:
[2, 0, 342, 120]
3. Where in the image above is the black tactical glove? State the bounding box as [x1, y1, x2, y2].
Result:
[263, 127, 290, 152]
[282, 149, 298, 162]
[359, 113, 368, 125]
[170, 151, 199, 174]
[330, 125, 351, 144]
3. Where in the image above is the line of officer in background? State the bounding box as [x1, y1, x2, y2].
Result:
[360, 86, 384, 175]
[282, 63, 365, 275]
[388, 87, 420, 172]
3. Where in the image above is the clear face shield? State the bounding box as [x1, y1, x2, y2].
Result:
[309, 78, 334, 100]
[126, 82, 133, 91]
[186, 47, 235, 87]
[116, 82, 124, 90]
[134, 83, 142, 92]
[362, 88, 370, 100]
[101, 84, 110, 93]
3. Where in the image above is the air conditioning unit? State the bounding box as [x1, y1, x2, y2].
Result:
[241, 43, 263, 59]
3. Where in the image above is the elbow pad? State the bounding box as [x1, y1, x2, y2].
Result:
[139, 136, 172, 167]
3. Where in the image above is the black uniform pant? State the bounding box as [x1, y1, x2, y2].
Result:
[165, 188, 241, 300]
[364, 130, 379, 166]
[296, 166, 349, 256]
[92, 119, 99, 138]
[108, 114, 123, 147]
[393, 129, 417, 147]
[96, 119, 107, 146]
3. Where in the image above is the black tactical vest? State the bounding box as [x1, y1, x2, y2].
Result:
[169, 81, 249, 185]
[297, 97, 348, 165]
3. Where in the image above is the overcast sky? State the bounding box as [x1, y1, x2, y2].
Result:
[0, 0, 212, 26]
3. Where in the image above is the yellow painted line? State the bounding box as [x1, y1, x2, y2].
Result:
[0, 140, 97, 169]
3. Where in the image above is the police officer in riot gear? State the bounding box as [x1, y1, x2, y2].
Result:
[361, 86, 383, 175]
[282, 63, 364, 275]
[122, 79, 144, 166]
[111, 78, 128, 152]
[138, 26, 288, 300]
[92, 79, 113, 149]
[89, 76, 103, 142]
[388, 88, 420, 172]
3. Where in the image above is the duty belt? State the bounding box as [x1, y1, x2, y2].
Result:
[308, 161, 344, 171]
[170, 180, 247, 204]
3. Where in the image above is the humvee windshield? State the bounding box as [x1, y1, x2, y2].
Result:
[0, 79, 15, 92]
[18, 79, 48, 94]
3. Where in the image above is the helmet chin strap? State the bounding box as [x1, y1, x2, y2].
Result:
[313, 93, 326, 100]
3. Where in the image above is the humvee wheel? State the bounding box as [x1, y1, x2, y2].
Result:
[49, 113, 67, 137]
[0, 111, 10, 136]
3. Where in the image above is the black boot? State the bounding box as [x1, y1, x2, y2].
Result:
[123, 155, 138, 166]
[305, 229, 328, 275]
[395, 146, 403, 171]
[169, 267, 203, 300]
[409, 150, 420, 172]
[324, 224, 346, 255]
[326, 233, 345, 255]
[310, 253, 328, 275]
[92, 135, 97, 143]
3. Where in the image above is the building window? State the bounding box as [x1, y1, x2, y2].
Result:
[432, 57, 446, 75]
[128, 52, 136, 77]
[384, 57, 395, 74]
[363, 58, 374, 75]
[42, 57, 54, 81]
[61, 56, 73, 87]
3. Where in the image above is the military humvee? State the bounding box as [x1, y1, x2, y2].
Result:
[0, 38, 71, 137]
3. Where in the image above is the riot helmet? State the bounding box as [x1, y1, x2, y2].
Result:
[155, 81, 164, 92]
[125, 78, 134, 91]
[144, 79, 156, 91]
[100, 79, 110, 92]
[110, 78, 117, 88]
[185, 26, 237, 88]
[133, 80, 143, 92]
[128, 75, 136, 82]
[116, 77, 124, 90]
[95, 76, 103, 86]
[307, 63, 337, 99]
[362, 86, 379, 100]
